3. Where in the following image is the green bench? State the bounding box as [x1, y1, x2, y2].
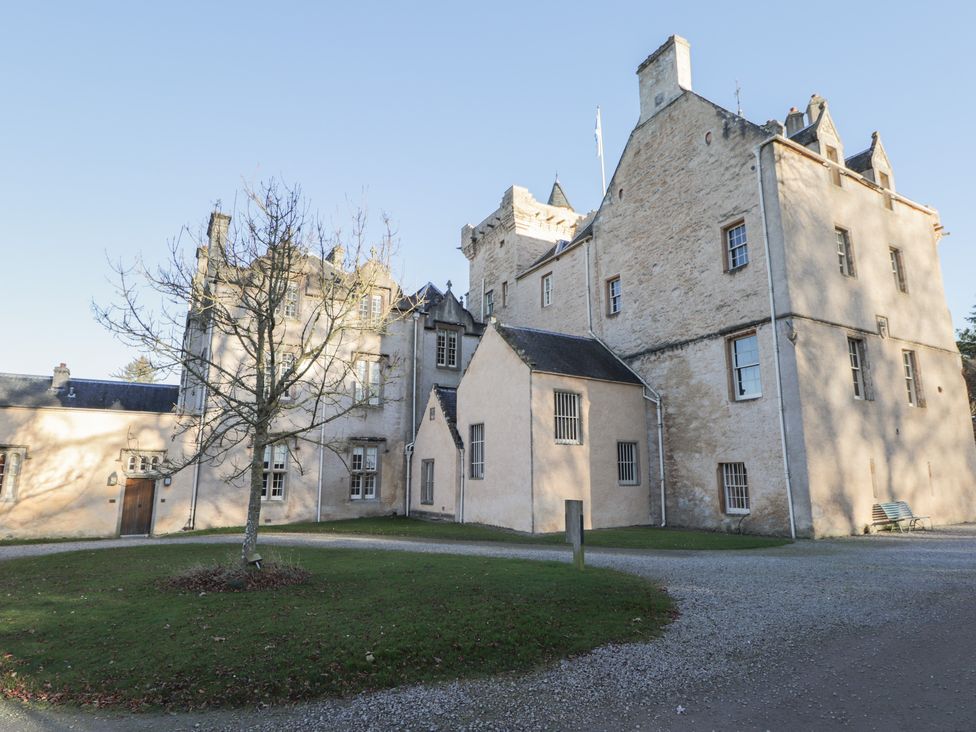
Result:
[871, 501, 931, 532]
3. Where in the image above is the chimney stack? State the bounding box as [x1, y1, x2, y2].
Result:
[636, 35, 693, 124]
[207, 211, 231, 255]
[326, 245, 345, 268]
[806, 94, 826, 126]
[51, 363, 70, 390]
[785, 107, 806, 136]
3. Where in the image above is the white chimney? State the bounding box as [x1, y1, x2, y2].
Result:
[51, 362, 70, 390]
[637, 35, 692, 124]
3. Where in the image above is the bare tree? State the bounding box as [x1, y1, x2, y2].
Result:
[95, 180, 407, 566]
[114, 355, 158, 383]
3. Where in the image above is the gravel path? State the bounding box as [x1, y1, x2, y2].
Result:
[2, 527, 975, 731]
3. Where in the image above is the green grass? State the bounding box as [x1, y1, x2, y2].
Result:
[0, 544, 673, 710]
[0, 536, 107, 547]
[182, 516, 791, 550]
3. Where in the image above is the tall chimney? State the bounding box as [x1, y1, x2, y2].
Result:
[785, 107, 806, 136]
[806, 94, 826, 126]
[636, 35, 692, 124]
[206, 211, 231, 256]
[51, 363, 70, 390]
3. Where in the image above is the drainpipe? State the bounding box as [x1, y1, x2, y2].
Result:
[755, 137, 798, 540]
[187, 302, 216, 530]
[316, 406, 326, 522]
[584, 238, 667, 526]
[458, 447, 466, 523]
[404, 442, 414, 517]
[405, 312, 420, 516]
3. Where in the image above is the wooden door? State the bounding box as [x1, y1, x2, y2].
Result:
[120, 479, 155, 535]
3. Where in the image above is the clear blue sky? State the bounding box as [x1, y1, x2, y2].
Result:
[1, 1, 973, 380]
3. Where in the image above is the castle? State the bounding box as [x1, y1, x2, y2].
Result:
[3, 36, 974, 539]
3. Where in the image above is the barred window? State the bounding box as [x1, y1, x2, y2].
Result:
[554, 391, 581, 444]
[730, 334, 761, 400]
[617, 442, 638, 485]
[421, 459, 434, 505]
[725, 222, 748, 270]
[848, 337, 867, 400]
[470, 424, 484, 479]
[261, 444, 287, 500]
[836, 228, 855, 277]
[350, 445, 378, 500]
[721, 462, 749, 514]
[436, 329, 459, 368]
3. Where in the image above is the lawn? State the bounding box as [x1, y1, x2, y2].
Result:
[182, 516, 791, 550]
[0, 544, 673, 710]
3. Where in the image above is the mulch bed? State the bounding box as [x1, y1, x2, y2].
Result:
[158, 562, 311, 593]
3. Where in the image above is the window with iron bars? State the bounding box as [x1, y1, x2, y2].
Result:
[721, 462, 749, 514]
[554, 391, 582, 444]
[617, 442, 638, 485]
[469, 424, 484, 479]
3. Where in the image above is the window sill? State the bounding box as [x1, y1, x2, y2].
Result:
[555, 440, 583, 446]
[733, 394, 762, 402]
[725, 264, 749, 274]
[618, 482, 640, 487]
[725, 509, 750, 516]
[435, 364, 460, 371]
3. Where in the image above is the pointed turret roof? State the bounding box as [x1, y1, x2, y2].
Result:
[547, 178, 573, 210]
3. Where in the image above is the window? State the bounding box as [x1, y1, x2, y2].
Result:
[554, 391, 582, 444]
[420, 459, 434, 505]
[890, 248, 907, 293]
[359, 293, 384, 325]
[436, 329, 459, 368]
[469, 424, 484, 479]
[903, 350, 923, 407]
[617, 442, 639, 485]
[354, 358, 381, 406]
[125, 452, 162, 476]
[880, 172, 893, 210]
[835, 228, 855, 277]
[607, 277, 622, 315]
[502, 281, 509, 307]
[826, 146, 842, 187]
[0, 448, 24, 502]
[848, 337, 868, 400]
[725, 222, 748, 270]
[283, 282, 299, 318]
[350, 444, 378, 500]
[261, 444, 287, 500]
[721, 462, 750, 514]
[541, 273, 553, 307]
[429, 406, 435, 421]
[730, 334, 761, 400]
[484, 290, 494, 319]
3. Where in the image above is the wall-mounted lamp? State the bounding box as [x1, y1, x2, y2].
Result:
[163, 476, 172, 486]
[107, 471, 118, 486]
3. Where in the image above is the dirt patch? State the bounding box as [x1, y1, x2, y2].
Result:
[158, 561, 311, 593]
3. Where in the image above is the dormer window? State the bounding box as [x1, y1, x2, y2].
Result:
[436, 328, 459, 369]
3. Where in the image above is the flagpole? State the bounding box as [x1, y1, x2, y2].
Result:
[595, 106, 607, 197]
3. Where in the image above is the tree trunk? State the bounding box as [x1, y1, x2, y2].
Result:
[241, 433, 267, 568]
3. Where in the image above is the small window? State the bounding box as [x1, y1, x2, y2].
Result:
[903, 350, 923, 407]
[541, 273, 553, 308]
[125, 452, 163, 476]
[826, 146, 842, 187]
[358, 293, 384, 325]
[617, 442, 639, 485]
[725, 222, 748, 271]
[354, 359, 382, 406]
[730, 334, 761, 400]
[720, 462, 750, 514]
[880, 172, 893, 210]
[890, 248, 907, 293]
[469, 424, 485, 479]
[484, 290, 494, 318]
[835, 228, 855, 277]
[420, 459, 434, 505]
[607, 277, 622, 315]
[502, 281, 509, 307]
[261, 444, 287, 500]
[279, 352, 296, 400]
[848, 337, 868, 400]
[436, 329, 459, 368]
[429, 407, 435, 421]
[350, 444, 379, 500]
[0, 448, 24, 502]
[554, 391, 582, 444]
[283, 282, 299, 318]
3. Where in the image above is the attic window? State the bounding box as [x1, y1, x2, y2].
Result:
[67, 387, 76, 399]
[554, 240, 570, 255]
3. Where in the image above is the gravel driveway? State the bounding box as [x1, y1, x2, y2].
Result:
[2, 527, 975, 731]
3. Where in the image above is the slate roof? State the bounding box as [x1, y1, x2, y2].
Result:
[432, 385, 463, 448]
[396, 282, 443, 311]
[547, 179, 573, 210]
[0, 374, 179, 413]
[496, 326, 643, 385]
[845, 148, 873, 174]
[789, 123, 818, 146]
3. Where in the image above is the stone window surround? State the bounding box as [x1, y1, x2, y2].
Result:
[835, 225, 857, 278]
[349, 441, 383, 501]
[719, 462, 750, 515]
[435, 326, 462, 370]
[606, 275, 622, 316]
[721, 219, 749, 273]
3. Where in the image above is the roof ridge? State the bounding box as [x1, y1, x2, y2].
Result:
[500, 324, 595, 341]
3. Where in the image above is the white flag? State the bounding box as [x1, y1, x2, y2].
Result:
[595, 106, 604, 159]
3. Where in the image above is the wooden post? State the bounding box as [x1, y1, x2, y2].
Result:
[565, 499, 584, 571]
